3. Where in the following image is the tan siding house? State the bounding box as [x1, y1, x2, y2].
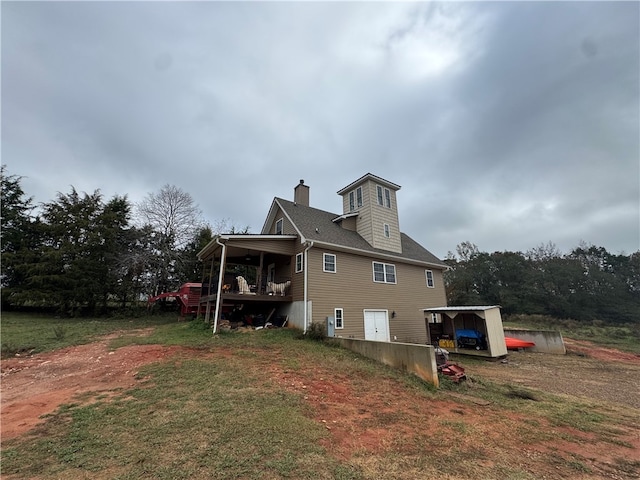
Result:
[197, 173, 448, 344]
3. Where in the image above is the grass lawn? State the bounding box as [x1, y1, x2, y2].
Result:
[0, 311, 180, 358]
[1, 313, 639, 479]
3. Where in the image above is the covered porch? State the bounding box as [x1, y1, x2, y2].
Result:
[197, 234, 298, 331]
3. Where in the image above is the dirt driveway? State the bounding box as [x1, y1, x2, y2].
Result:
[465, 338, 640, 409]
[1, 332, 639, 479]
[1, 331, 192, 440]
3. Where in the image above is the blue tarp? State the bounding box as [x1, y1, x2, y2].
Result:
[456, 329, 484, 339]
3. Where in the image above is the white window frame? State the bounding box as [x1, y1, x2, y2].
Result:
[348, 186, 363, 212]
[383, 223, 390, 238]
[376, 185, 391, 208]
[372, 261, 396, 284]
[295, 252, 304, 273]
[426, 269, 435, 288]
[275, 218, 284, 235]
[334, 308, 344, 329]
[323, 253, 336, 273]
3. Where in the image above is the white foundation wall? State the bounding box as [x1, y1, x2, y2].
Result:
[280, 301, 312, 330]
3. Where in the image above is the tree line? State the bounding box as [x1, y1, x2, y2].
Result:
[1, 166, 243, 315]
[2, 166, 638, 322]
[444, 241, 639, 324]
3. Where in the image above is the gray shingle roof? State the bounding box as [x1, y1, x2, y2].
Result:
[276, 197, 446, 268]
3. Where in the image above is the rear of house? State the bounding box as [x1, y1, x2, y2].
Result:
[199, 173, 448, 344]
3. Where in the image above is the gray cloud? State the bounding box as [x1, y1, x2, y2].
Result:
[2, 2, 638, 258]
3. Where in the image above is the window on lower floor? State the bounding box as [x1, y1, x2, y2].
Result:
[373, 262, 396, 284]
[335, 308, 344, 329]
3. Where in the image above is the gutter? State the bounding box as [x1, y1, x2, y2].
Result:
[303, 240, 314, 334]
[304, 238, 448, 270]
[212, 237, 227, 334]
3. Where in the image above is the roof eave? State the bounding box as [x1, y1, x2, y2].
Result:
[308, 239, 447, 269]
[337, 173, 401, 195]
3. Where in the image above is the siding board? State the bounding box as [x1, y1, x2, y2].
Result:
[306, 247, 447, 344]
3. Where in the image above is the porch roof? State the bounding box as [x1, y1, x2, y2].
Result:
[197, 234, 297, 262]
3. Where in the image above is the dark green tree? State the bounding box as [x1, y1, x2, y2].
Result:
[176, 225, 213, 284]
[445, 241, 639, 324]
[0, 166, 40, 307]
[17, 188, 132, 315]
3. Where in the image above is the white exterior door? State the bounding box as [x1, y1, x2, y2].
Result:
[364, 310, 390, 342]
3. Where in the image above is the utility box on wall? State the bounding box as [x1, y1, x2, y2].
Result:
[326, 316, 335, 338]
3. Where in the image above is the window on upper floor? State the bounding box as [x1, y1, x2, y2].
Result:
[384, 223, 390, 238]
[376, 185, 391, 208]
[426, 270, 435, 288]
[335, 308, 344, 329]
[323, 253, 336, 273]
[275, 218, 283, 235]
[295, 252, 304, 273]
[373, 262, 396, 284]
[348, 186, 363, 212]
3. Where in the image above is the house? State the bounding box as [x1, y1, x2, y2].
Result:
[197, 173, 448, 344]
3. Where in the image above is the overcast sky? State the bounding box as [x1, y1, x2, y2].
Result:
[3, 1, 639, 259]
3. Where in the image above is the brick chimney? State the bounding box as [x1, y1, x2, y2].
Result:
[294, 179, 309, 206]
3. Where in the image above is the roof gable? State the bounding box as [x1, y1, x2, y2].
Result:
[275, 197, 446, 268]
[336, 173, 401, 195]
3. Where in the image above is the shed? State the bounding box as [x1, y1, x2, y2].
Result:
[423, 306, 508, 358]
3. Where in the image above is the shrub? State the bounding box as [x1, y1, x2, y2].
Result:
[301, 322, 326, 341]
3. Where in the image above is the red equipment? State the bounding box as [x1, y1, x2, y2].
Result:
[435, 346, 466, 382]
[147, 283, 202, 317]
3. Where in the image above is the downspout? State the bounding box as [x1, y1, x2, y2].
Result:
[303, 240, 314, 334]
[212, 237, 227, 334]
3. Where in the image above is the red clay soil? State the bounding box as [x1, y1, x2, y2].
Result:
[1, 333, 639, 479]
[1, 332, 191, 440]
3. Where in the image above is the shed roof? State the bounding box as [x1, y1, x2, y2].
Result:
[423, 306, 502, 312]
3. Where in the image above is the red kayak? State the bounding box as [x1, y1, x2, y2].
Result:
[505, 337, 536, 350]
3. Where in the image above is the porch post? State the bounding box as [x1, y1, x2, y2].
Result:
[212, 238, 227, 334]
[257, 252, 264, 294]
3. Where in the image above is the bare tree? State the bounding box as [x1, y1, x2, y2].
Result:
[136, 185, 204, 295]
[136, 184, 203, 249]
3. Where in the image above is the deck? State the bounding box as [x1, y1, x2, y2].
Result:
[199, 293, 293, 304]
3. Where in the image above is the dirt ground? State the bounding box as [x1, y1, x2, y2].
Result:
[1, 332, 639, 479]
[466, 338, 640, 410]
